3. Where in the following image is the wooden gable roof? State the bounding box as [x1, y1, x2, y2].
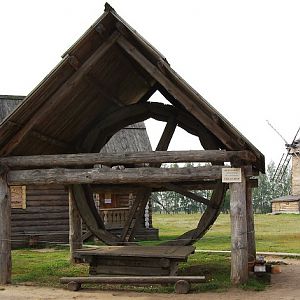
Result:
[0, 3, 264, 172]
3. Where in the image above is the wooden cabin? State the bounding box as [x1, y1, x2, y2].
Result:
[0, 4, 265, 285]
[271, 140, 300, 214]
[0, 95, 158, 248]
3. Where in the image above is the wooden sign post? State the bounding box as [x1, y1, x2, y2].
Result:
[224, 167, 249, 284]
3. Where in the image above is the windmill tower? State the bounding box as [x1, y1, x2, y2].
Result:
[290, 139, 300, 196]
[271, 126, 300, 214]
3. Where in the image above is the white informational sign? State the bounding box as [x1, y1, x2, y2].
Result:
[104, 198, 112, 204]
[222, 168, 242, 183]
[104, 192, 112, 204]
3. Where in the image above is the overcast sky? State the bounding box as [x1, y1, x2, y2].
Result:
[1, 0, 299, 166]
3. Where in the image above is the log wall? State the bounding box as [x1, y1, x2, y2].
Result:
[272, 201, 300, 214]
[11, 184, 69, 248]
[11, 185, 157, 248]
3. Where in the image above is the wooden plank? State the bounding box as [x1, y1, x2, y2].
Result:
[12, 212, 69, 220]
[90, 265, 170, 276]
[26, 195, 68, 201]
[92, 256, 171, 268]
[0, 150, 256, 169]
[7, 165, 255, 186]
[75, 245, 195, 259]
[6, 121, 71, 151]
[0, 31, 121, 156]
[230, 167, 248, 284]
[11, 219, 69, 227]
[0, 172, 11, 284]
[60, 275, 205, 284]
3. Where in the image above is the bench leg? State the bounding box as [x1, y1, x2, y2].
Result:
[174, 280, 190, 294]
[67, 281, 81, 291]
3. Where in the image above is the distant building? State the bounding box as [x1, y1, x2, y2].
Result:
[271, 140, 300, 214]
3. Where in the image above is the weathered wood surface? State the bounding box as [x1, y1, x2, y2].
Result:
[246, 180, 256, 263]
[0, 31, 121, 156]
[174, 279, 191, 294]
[60, 275, 205, 284]
[0, 150, 256, 169]
[7, 165, 255, 186]
[69, 187, 82, 263]
[11, 185, 69, 248]
[90, 263, 172, 276]
[230, 168, 248, 284]
[0, 173, 11, 284]
[76, 246, 194, 276]
[75, 245, 195, 259]
[92, 179, 257, 193]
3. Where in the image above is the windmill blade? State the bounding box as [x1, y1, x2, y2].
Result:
[274, 151, 290, 182]
[266, 120, 288, 144]
[272, 152, 285, 181]
[278, 155, 292, 182]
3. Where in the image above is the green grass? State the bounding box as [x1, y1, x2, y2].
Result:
[152, 213, 300, 253]
[12, 249, 88, 286]
[11, 213, 300, 292]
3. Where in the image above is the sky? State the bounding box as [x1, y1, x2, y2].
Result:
[1, 0, 300, 166]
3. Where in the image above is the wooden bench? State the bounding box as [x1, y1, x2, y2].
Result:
[60, 275, 206, 294]
[74, 245, 195, 276]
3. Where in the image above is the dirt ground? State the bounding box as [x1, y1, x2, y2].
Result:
[1, 257, 300, 300]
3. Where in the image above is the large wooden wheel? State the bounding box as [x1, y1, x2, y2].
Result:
[72, 102, 227, 246]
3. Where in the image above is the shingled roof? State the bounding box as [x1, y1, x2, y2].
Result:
[0, 95, 151, 154]
[0, 3, 264, 172]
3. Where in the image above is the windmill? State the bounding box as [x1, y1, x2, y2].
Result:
[267, 121, 300, 214]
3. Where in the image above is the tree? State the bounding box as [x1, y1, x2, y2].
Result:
[252, 160, 291, 213]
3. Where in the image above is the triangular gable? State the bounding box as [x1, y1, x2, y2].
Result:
[0, 3, 264, 172]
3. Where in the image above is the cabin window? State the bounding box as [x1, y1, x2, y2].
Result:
[10, 186, 26, 209]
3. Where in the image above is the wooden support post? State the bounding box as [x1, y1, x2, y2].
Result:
[69, 187, 82, 263]
[246, 179, 256, 264]
[0, 171, 11, 284]
[229, 167, 248, 285]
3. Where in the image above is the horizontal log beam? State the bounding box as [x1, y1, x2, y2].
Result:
[0, 150, 256, 169]
[7, 165, 255, 186]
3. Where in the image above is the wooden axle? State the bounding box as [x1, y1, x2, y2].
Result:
[7, 165, 256, 186]
[0, 150, 256, 169]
